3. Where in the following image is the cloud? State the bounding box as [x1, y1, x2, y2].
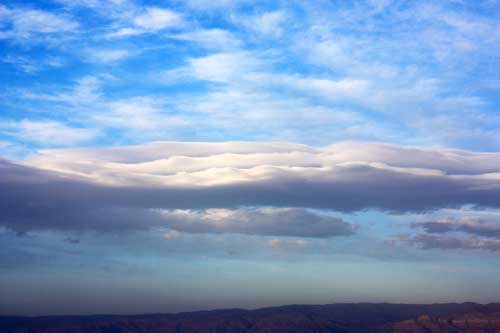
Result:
[180, 51, 372, 101]
[4, 136, 500, 262]
[1, 55, 64, 73]
[412, 217, 500, 238]
[171, 29, 241, 50]
[187, 52, 262, 83]
[22, 77, 189, 138]
[24, 140, 500, 189]
[159, 208, 357, 238]
[393, 233, 500, 252]
[84, 49, 131, 63]
[0, 157, 358, 237]
[246, 73, 372, 103]
[0, 5, 78, 40]
[0, 140, 498, 236]
[107, 6, 185, 38]
[163, 230, 181, 239]
[93, 97, 188, 132]
[183, 0, 245, 10]
[0, 120, 97, 146]
[269, 238, 308, 250]
[0, 141, 29, 160]
[133, 7, 184, 31]
[391, 208, 500, 252]
[165, 48, 488, 149]
[23, 76, 103, 105]
[240, 11, 287, 37]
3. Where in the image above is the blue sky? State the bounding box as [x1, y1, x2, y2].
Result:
[2, 0, 500, 155]
[2, 0, 500, 315]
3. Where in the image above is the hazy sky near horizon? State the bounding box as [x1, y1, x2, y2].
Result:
[2, 0, 500, 315]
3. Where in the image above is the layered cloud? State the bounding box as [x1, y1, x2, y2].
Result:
[2, 141, 500, 238]
[158, 208, 356, 238]
[413, 217, 500, 238]
[24, 140, 500, 189]
[395, 214, 500, 252]
[394, 233, 500, 252]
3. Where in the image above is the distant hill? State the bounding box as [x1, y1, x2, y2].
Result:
[2, 302, 500, 332]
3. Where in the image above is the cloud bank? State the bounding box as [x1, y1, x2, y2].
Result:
[395, 215, 500, 252]
[159, 208, 356, 238]
[3, 140, 500, 237]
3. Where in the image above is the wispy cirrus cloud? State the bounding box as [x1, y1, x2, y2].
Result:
[0, 120, 97, 146]
[171, 29, 241, 50]
[238, 10, 288, 38]
[94, 97, 188, 133]
[107, 6, 186, 38]
[83, 48, 131, 63]
[0, 4, 78, 41]
[20, 76, 189, 139]
[1, 55, 64, 73]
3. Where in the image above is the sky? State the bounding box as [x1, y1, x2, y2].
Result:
[2, 0, 500, 316]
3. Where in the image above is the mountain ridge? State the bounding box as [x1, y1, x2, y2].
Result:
[2, 302, 500, 332]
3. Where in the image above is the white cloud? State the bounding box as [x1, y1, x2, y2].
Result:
[240, 11, 287, 37]
[106, 27, 141, 38]
[1, 55, 64, 73]
[84, 49, 130, 63]
[0, 5, 78, 40]
[24, 76, 103, 105]
[188, 52, 261, 83]
[94, 97, 188, 132]
[172, 29, 241, 50]
[107, 6, 185, 38]
[11, 9, 78, 34]
[367, 0, 393, 12]
[0, 120, 97, 146]
[133, 7, 184, 31]
[247, 73, 371, 102]
[23, 140, 500, 188]
[184, 0, 243, 10]
[21, 76, 190, 138]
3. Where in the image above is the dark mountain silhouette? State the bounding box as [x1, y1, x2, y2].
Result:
[2, 302, 500, 333]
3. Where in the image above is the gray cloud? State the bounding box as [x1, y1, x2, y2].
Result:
[395, 233, 500, 252]
[399, 215, 500, 252]
[4, 141, 500, 235]
[412, 217, 500, 239]
[0, 157, 358, 237]
[159, 208, 356, 238]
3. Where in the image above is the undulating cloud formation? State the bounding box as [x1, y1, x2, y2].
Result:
[18, 141, 500, 213]
[3, 140, 500, 247]
[2, 0, 500, 316]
